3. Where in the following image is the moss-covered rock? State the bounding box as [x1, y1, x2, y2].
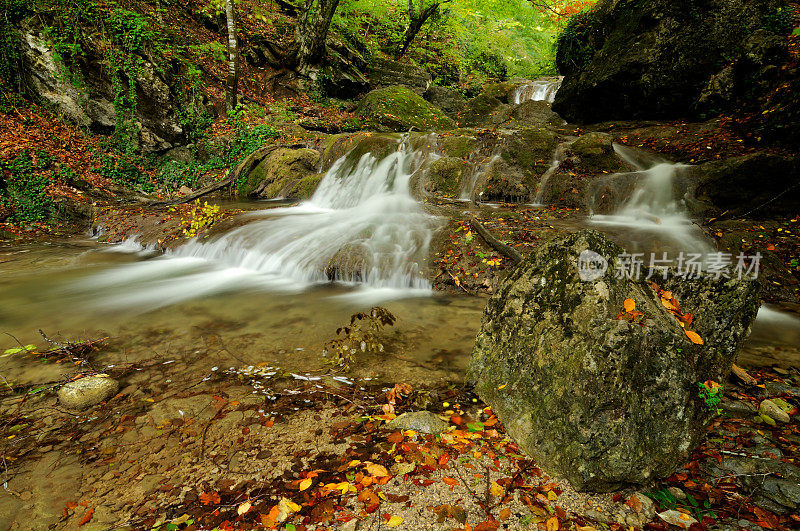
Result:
[569, 131, 622, 173]
[240, 147, 322, 199]
[457, 94, 513, 127]
[469, 230, 760, 491]
[426, 157, 469, 196]
[423, 86, 467, 117]
[356, 86, 454, 132]
[500, 128, 559, 176]
[439, 134, 478, 159]
[508, 100, 563, 128]
[552, 0, 792, 123]
[368, 57, 432, 94]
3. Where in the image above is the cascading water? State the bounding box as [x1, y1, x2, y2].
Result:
[530, 140, 573, 206]
[588, 144, 713, 254]
[459, 154, 500, 201]
[512, 77, 564, 104]
[74, 137, 442, 310]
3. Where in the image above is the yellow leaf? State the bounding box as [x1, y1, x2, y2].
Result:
[685, 330, 704, 345]
[386, 515, 404, 527]
[299, 478, 313, 491]
[623, 298, 636, 312]
[547, 490, 558, 501]
[497, 383, 507, 390]
[546, 516, 560, 531]
[237, 500, 252, 516]
[365, 463, 389, 477]
[490, 481, 504, 497]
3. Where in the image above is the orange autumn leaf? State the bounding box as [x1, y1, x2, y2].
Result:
[442, 477, 459, 487]
[78, 507, 94, 526]
[685, 330, 704, 345]
[546, 516, 560, 531]
[624, 298, 636, 312]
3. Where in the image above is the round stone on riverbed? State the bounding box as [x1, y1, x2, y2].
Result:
[58, 376, 119, 410]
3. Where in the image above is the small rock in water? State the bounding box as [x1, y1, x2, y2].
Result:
[720, 398, 757, 419]
[387, 411, 449, 434]
[759, 399, 791, 424]
[58, 375, 119, 410]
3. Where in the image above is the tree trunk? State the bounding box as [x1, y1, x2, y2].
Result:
[397, 0, 443, 58]
[225, 0, 239, 115]
[295, 0, 341, 79]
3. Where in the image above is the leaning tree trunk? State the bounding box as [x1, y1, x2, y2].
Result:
[224, 0, 239, 115]
[397, 0, 445, 58]
[295, 0, 341, 79]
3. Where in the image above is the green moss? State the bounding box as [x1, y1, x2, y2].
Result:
[427, 157, 468, 196]
[501, 128, 559, 174]
[355, 86, 455, 133]
[440, 135, 477, 159]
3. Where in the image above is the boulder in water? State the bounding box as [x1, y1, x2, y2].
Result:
[356, 86, 455, 132]
[240, 147, 322, 199]
[468, 230, 760, 491]
[58, 376, 119, 410]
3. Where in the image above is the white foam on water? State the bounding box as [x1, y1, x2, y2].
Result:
[73, 137, 442, 310]
[512, 77, 564, 104]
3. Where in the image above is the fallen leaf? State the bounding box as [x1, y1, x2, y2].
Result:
[78, 507, 94, 526]
[237, 500, 252, 515]
[546, 516, 560, 531]
[386, 515, 403, 527]
[365, 463, 389, 477]
[299, 478, 313, 491]
[624, 298, 636, 312]
[685, 330, 704, 344]
[490, 481, 504, 497]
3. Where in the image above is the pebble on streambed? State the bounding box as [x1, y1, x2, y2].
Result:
[57, 375, 119, 410]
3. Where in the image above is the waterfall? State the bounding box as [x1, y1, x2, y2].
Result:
[512, 77, 564, 104]
[588, 144, 713, 254]
[76, 137, 442, 309]
[530, 140, 572, 206]
[459, 154, 500, 201]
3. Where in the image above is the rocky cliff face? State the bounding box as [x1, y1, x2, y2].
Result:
[17, 24, 195, 153]
[553, 0, 794, 127]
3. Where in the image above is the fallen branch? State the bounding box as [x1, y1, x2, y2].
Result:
[148, 143, 306, 207]
[470, 217, 524, 265]
[731, 364, 757, 386]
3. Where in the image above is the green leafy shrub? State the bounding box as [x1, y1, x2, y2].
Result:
[94, 152, 152, 192]
[2, 149, 54, 222]
[556, 10, 602, 75]
[762, 5, 794, 34]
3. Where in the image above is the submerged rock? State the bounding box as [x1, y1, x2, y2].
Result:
[58, 376, 119, 410]
[468, 230, 760, 491]
[356, 86, 454, 132]
[387, 411, 449, 434]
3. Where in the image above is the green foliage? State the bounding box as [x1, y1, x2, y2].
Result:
[156, 123, 281, 193]
[645, 488, 717, 521]
[2, 149, 54, 223]
[0, 0, 30, 103]
[94, 152, 152, 192]
[697, 381, 723, 415]
[762, 5, 794, 34]
[556, 10, 600, 75]
[322, 307, 396, 372]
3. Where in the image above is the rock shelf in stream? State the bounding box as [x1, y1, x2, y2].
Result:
[468, 230, 761, 491]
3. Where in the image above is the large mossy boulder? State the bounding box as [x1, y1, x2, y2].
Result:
[356, 86, 455, 132]
[552, 0, 791, 123]
[469, 230, 760, 491]
[688, 153, 800, 217]
[426, 157, 469, 197]
[368, 57, 432, 94]
[240, 147, 322, 199]
[457, 94, 513, 127]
